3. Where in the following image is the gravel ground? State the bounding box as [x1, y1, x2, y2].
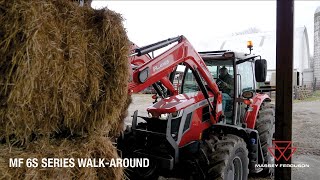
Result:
[125, 94, 320, 180]
[291, 100, 320, 180]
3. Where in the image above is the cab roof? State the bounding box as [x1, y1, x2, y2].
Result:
[198, 50, 259, 62]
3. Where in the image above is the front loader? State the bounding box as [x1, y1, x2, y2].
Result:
[117, 36, 275, 179]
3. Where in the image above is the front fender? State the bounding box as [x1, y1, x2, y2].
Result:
[245, 93, 271, 129]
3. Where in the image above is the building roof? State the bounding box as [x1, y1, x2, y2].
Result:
[316, 6, 320, 14]
[206, 27, 310, 73]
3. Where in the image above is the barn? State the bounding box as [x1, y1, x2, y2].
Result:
[207, 27, 312, 87]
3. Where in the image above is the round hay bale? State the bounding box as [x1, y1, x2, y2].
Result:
[0, 0, 130, 143]
[109, 96, 132, 138]
[0, 136, 123, 180]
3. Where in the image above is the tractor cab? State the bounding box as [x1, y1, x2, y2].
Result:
[199, 50, 267, 125]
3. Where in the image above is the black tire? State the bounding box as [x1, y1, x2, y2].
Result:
[126, 161, 158, 180]
[255, 102, 275, 176]
[118, 125, 159, 180]
[202, 134, 249, 180]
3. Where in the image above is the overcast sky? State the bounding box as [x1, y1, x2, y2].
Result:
[92, 1, 320, 54]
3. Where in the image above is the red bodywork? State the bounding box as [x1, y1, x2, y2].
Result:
[127, 36, 268, 148]
[244, 93, 271, 129]
[148, 91, 213, 147]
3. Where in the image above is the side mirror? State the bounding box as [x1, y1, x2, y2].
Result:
[242, 91, 253, 99]
[255, 59, 267, 82]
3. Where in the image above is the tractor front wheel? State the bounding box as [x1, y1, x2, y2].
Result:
[202, 134, 249, 180]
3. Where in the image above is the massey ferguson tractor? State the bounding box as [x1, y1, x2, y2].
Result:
[117, 36, 275, 180]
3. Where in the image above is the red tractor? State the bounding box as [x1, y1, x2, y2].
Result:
[118, 36, 275, 179]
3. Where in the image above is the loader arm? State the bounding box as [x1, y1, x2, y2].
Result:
[128, 43, 176, 96]
[128, 36, 223, 122]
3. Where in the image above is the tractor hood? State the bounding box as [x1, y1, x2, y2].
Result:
[147, 91, 212, 115]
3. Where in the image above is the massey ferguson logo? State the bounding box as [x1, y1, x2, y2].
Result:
[255, 140, 309, 168]
[153, 60, 169, 72]
[268, 141, 297, 161]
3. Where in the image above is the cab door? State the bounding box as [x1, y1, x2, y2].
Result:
[236, 60, 256, 124]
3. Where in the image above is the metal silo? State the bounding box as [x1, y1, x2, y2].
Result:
[314, 6, 320, 89]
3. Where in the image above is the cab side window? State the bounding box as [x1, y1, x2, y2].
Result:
[237, 61, 255, 92]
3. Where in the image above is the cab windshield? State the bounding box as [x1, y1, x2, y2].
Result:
[205, 59, 234, 93]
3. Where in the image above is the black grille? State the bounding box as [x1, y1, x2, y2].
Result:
[202, 105, 210, 122]
[183, 113, 193, 132]
[147, 118, 167, 133]
[171, 117, 181, 135]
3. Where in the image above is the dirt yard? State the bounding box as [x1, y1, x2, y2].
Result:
[125, 93, 320, 180]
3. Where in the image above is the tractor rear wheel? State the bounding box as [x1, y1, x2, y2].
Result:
[202, 134, 249, 180]
[255, 102, 275, 177]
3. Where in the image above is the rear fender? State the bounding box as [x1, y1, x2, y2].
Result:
[245, 93, 271, 129]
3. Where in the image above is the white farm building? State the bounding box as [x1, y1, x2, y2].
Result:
[207, 27, 312, 87]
